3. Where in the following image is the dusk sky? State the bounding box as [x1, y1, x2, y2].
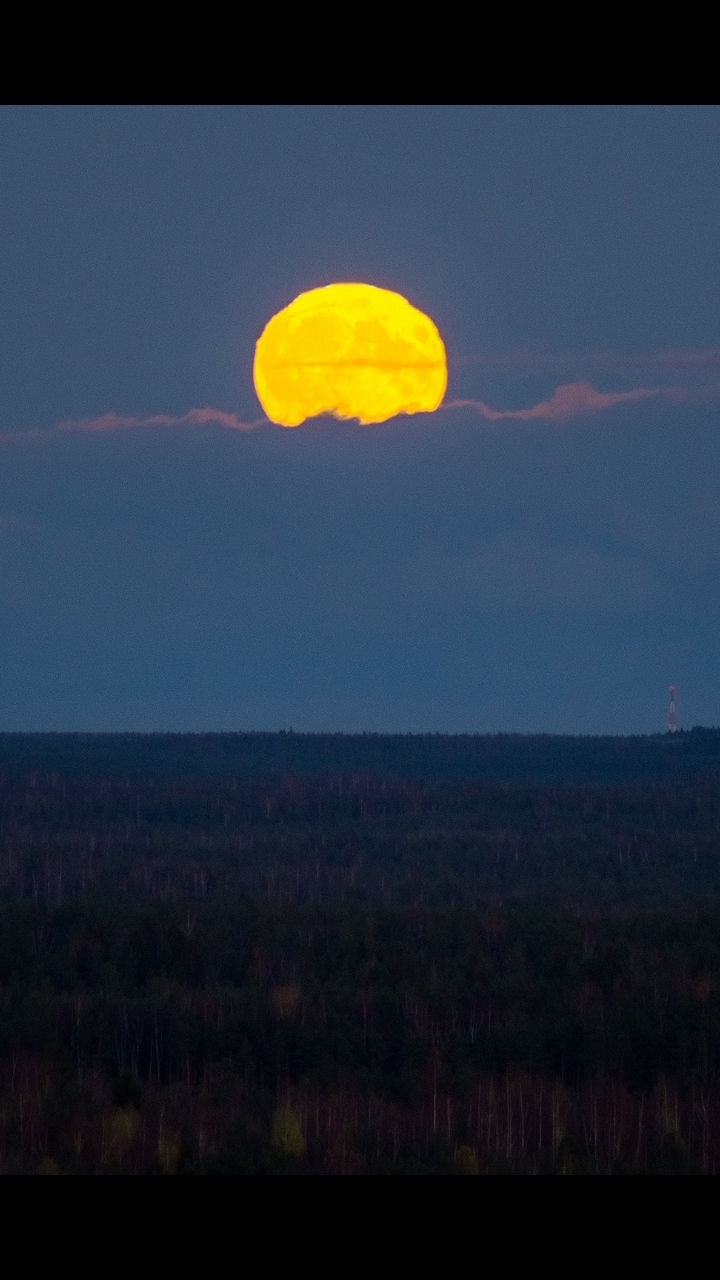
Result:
[2, 105, 720, 735]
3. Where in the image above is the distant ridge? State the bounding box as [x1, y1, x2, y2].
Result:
[1, 728, 720, 785]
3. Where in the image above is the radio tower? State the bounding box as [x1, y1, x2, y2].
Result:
[667, 685, 678, 733]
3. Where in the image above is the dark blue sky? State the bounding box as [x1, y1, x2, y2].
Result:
[1, 106, 720, 734]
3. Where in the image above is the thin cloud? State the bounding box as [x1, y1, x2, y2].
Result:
[0, 408, 266, 444]
[0, 378, 712, 444]
[61, 408, 265, 433]
[443, 381, 661, 422]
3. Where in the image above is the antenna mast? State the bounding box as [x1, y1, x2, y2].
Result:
[667, 685, 678, 733]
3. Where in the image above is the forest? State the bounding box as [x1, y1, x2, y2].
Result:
[2, 732, 720, 1173]
[3, 726, 720, 784]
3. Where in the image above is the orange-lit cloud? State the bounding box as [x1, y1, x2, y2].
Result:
[1, 341, 718, 446]
[444, 381, 661, 422]
[62, 408, 263, 433]
[0, 382, 705, 444]
[0, 408, 264, 445]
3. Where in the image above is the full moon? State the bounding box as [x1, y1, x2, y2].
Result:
[253, 283, 447, 427]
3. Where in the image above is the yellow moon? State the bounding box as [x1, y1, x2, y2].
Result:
[253, 283, 447, 427]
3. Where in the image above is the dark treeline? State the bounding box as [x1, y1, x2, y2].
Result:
[3, 763, 720, 1172]
[3, 726, 720, 784]
[2, 770, 720, 909]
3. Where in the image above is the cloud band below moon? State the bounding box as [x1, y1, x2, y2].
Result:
[0, 379, 710, 445]
[444, 381, 661, 421]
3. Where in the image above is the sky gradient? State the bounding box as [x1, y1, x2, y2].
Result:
[1, 105, 720, 734]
